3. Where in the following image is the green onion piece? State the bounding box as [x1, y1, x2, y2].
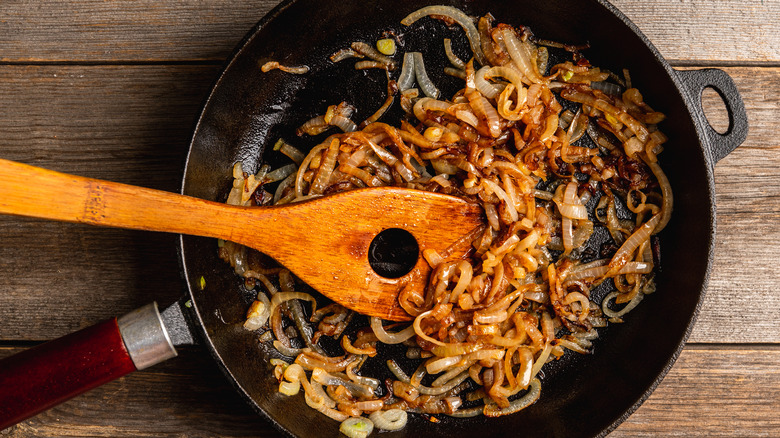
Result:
[273, 138, 285, 151]
[376, 38, 396, 56]
[339, 417, 374, 438]
[198, 276, 206, 290]
[184, 300, 192, 308]
[562, 70, 574, 82]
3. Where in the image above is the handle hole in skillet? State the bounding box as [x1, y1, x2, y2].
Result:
[368, 228, 419, 279]
[701, 85, 731, 134]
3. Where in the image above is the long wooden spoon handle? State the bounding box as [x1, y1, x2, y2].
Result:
[0, 158, 485, 321]
[0, 158, 244, 241]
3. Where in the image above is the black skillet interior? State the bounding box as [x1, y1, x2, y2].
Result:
[180, 0, 714, 436]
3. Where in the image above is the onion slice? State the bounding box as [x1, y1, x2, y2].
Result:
[412, 52, 440, 99]
[369, 409, 408, 431]
[444, 38, 467, 69]
[401, 6, 487, 66]
[261, 61, 310, 74]
[483, 378, 541, 417]
[398, 52, 416, 91]
[474, 66, 502, 99]
[500, 28, 546, 84]
[606, 212, 662, 277]
[643, 158, 674, 233]
[370, 317, 416, 344]
[269, 292, 318, 319]
[243, 291, 271, 330]
[339, 417, 374, 438]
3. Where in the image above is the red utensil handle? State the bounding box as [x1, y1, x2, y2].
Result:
[0, 318, 135, 429]
[0, 303, 177, 430]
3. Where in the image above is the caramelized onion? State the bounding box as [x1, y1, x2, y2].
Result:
[500, 28, 546, 84]
[467, 88, 502, 137]
[644, 158, 674, 233]
[606, 213, 662, 276]
[351, 41, 396, 70]
[243, 291, 271, 330]
[231, 8, 672, 429]
[270, 292, 318, 319]
[602, 290, 644, 319]
[484, 378, 541, 417]
[474, 66, 502, 99]
[261, 61, 310, 74]
[398, 52, 417, 91]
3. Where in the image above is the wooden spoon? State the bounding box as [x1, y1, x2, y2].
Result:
[0, 158, 484, 321]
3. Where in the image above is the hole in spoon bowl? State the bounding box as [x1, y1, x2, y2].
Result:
[368, 228, 419, 278]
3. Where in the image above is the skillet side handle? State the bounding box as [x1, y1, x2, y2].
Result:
[0, 303, 176, 430]
[676, 68, 748, 167]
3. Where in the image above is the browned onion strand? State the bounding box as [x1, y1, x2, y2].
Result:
[226, 7, 672, 434]
[260, 61, 310, 74]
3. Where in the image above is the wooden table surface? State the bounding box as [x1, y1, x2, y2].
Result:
[0, 1, 778, 436]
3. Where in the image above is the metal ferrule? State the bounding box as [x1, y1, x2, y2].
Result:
[117, 302, 178, 370]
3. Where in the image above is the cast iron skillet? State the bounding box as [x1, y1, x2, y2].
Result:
[178, 0, 747, 437]
[0, 0, 748, 434]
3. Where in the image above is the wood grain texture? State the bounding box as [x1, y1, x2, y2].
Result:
[0, 217, 185, 340]
[1, 345, 777, 437]
[0, 346, 273, 438]
[0, 0, 777, 435]
[612, 345, 780, 437]
[0, 64, 219, 187]
[612, 0, 780, 65]
[0, 319, 136, 430]
[684, 66, 780, 343]
[0, 0, 281, 63]
[0, 65, 777, 342]
[0, 1, 776, 63]
[0, 65, 214, 341]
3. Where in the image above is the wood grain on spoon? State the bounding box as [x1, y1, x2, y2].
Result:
[0, 158, 484, 321]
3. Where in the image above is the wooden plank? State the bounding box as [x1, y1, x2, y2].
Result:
[0, 346, 274, 437]
[686, 66, 780, 343]
[0, 0, 280, 63]
[707, 67, 780, 209]
[0, 65, 217, 340]
[0, 65, 777, 342]
[690, 211, 780, 344]
[0, 64, 220, 186]
[0, 0, 776, 63]
[612, 345, 780, 437]
[0, 218, 185, 340]
[1, 345, 777, 437]
[0, 0, 770, 437]
[612, 0, 780, 65]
